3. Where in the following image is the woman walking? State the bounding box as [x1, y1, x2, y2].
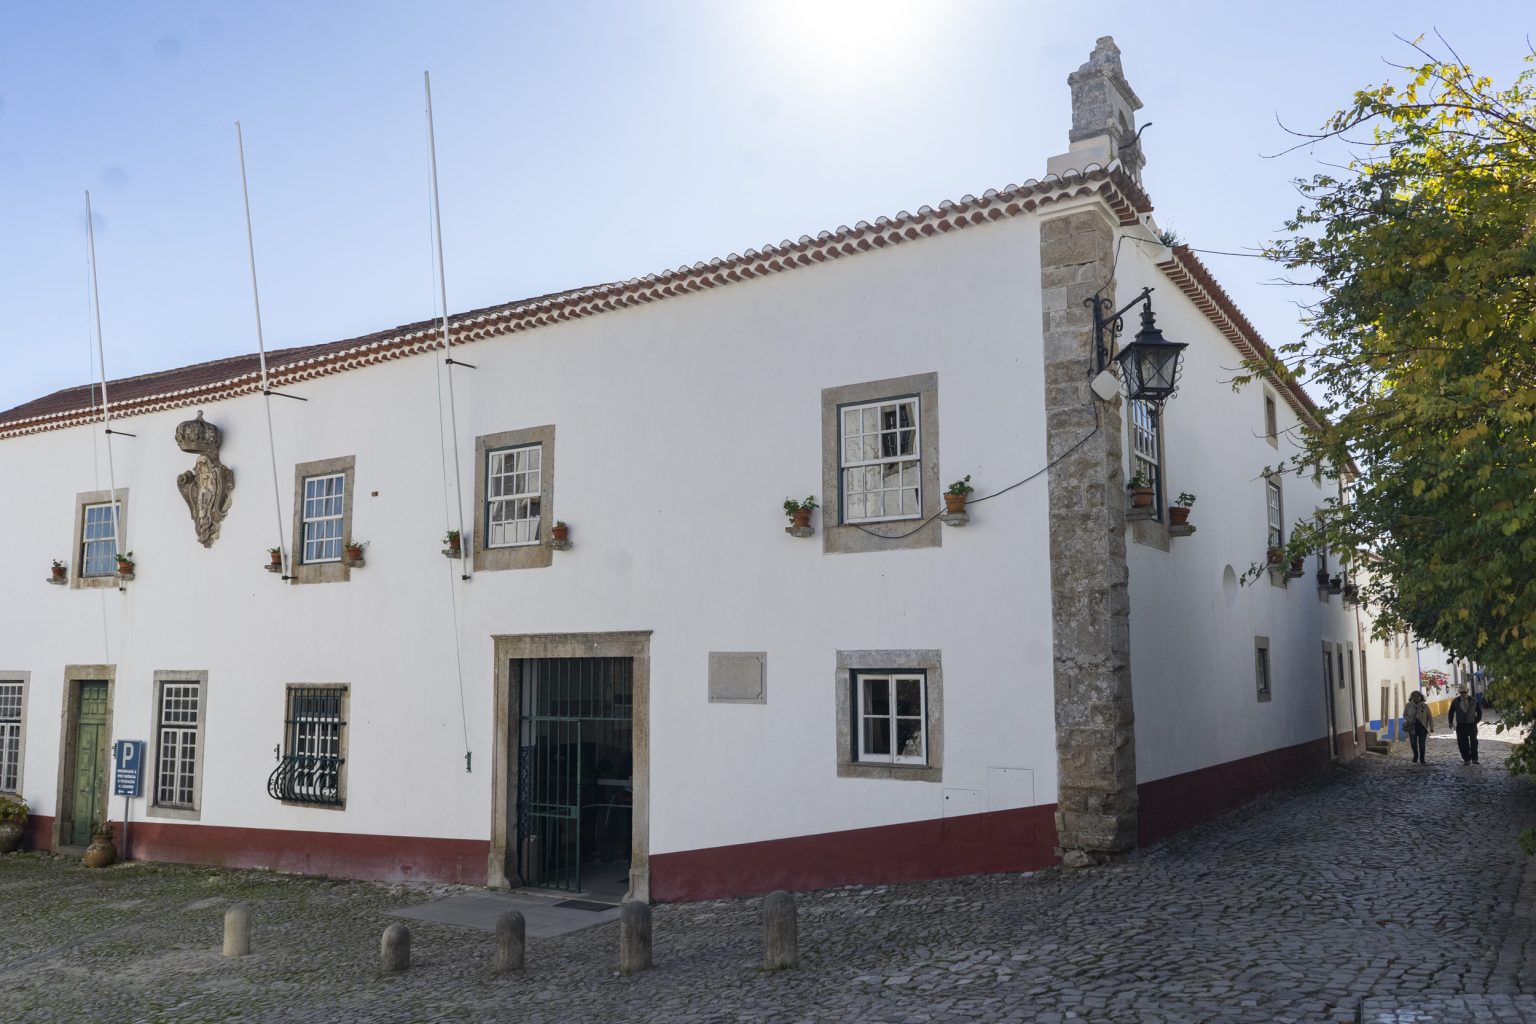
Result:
[1405, 690, 1432, 764]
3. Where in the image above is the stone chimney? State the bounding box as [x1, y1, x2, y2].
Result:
[1046, 36, 1145, 181]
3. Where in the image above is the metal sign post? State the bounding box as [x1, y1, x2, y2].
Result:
[112, 740, 144, 860]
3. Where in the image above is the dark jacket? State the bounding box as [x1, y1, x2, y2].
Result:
[1448, 695, 1482, 731]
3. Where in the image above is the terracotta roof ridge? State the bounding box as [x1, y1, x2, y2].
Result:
[1, 168, 1150, 439]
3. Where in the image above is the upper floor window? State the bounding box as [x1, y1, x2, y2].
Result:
[840, 397, 921, 523]
[301, 474, 346, 564]
[81, 501, 121, 576]
[1130, 400, 1162, 519]
[289, 457, 355, 585]
[487, 444, 543, 547]
[1264, 393, 1279, 446]
[1266, 478, 1284, 550]
[473, 426, 556, 573]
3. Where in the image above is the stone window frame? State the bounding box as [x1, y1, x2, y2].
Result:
[1253, 638, 1272, 703]
[835, 649, 943, 782]
[821, 373, 941, 555]
[289, 456, 355, 585]
[145, 670, 208, 821]
[1264, 391, 1279, 447]
[0, 671, 29, 795]
[70, 488, 129, 590]
[278, 683, 350, 811]
[474, 425, 556, 573]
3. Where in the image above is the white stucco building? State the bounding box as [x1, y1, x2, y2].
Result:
[0, 39, 1379, 900]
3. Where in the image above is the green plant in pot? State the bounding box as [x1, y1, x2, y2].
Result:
[1169, 491, 1195, 526]
[0, 794, 27, 855]
[1128, 470, 1154, 509]
[783, 496, 818, 530]
[944, 476, 974, 515]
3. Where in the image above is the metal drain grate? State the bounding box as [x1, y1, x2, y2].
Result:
[553, 899, 618, 912]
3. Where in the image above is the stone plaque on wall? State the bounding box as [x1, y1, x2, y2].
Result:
[708, 652, 766, 704]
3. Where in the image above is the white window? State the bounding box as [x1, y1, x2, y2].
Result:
[840, 397, 921, 523]
[0, 681, 23, 793]
[301, 473, 346, 564]
[1130, 400, 1161, 518]
[81, 501, 121, 576]
[155, 684, 200, 808]
[855, 672, 927, 765]
[1266, 478, 1284, 550]
[487, 444, 543, 547]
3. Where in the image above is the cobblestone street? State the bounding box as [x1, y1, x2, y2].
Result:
[2, 725, 1534, 1023]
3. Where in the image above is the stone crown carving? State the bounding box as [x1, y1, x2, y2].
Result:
[175, 410, 223, 459]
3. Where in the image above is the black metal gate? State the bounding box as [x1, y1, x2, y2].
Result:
[516, 657, 633, 893]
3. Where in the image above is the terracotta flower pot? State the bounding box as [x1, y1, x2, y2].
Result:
[1130, 487, 1154, 509]
[269, 551, 282, 567]
[0, 822, 22, 855]
[50, 565, 66, 581]
[944, 493, 968, 515]
[83, 838, 117, 869]
[345, 546, 364, 562]
[1168, 506, 1190, 525]
[790, 509, 811, 530]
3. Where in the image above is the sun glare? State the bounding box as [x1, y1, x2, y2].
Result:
[747, 0, 943, 91]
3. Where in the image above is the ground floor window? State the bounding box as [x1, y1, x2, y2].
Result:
[155, 683, 199, 809]
[267, 686, 347, 807]
[0, 680, 24, 792]
[854, 672, 927, 765]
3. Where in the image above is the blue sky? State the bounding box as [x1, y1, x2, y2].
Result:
[0, 1, 1528, 414]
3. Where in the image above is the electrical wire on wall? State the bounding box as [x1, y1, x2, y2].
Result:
[84, 191, 129, 609]
[423, 70, 472, 774]
[82, 227, 112, 665]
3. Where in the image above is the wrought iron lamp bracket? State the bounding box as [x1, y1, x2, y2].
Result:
[1085, 285, 1156, 376]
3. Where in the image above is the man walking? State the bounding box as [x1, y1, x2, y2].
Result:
[1448, 685, 1482, 764]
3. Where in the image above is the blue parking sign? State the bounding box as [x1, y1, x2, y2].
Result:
[113, 740, 145, 797]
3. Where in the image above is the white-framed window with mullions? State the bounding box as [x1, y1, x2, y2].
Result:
[839, 396, 922, 524]
[147, 671, 207, 820]
[487, 444, 543, 547]
[0, 674, 28, 795]
[71, 488, 130, 590]
[854, 672, 927, 765]
[1129, 399, 1162, 519]
[301, 473, 346, 563]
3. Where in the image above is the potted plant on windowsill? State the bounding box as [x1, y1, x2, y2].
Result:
[1328, 575, 1344, 595]
[343, 540, 366, 567]
[944, 476, 974, 515]
[1287, 554, 1307, 578]
[442, 530, 461, 558]
[115, 552, 135, 578]
[0, 794, 27, 854]
[551, 521, 570, 544]
[83, 820, 117, 868]
[1128, 470, 1154, 509]
[266, 547, 283, 572]
[49, 559, 66, 584]
[783, 496, 817, 536]
[1169, 491, 1195, 526]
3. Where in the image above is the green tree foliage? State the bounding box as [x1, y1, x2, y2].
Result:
[1249, 41, 1536, 768]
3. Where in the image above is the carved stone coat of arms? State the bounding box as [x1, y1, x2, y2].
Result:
[175, 411, 235, 547]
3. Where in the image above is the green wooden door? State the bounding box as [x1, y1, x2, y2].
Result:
[71, 682, 109, 844]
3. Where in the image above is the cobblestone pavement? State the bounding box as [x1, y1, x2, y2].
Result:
[2, 723, 1534, 1023]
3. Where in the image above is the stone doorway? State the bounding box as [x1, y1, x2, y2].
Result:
[489, 632, 650, 902]
[54, 667, 115, 849]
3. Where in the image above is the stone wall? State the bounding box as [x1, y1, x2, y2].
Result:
[1039, 205, 1138, 865]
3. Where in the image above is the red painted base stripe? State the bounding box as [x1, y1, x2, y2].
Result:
[1137, 733, 1353, 846]
[649, 804, 1058, 902]
[22, 816, 487, 886]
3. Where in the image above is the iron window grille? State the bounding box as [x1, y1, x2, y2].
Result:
[267, 687, 346, 806]
[0, 682, 22, 792]
[154, 683, 199, 808]
[301, 474, 346, 564]
[81, 501, 121, 576]
[487, 444, 542, 547]
[840, 397, 921, 523]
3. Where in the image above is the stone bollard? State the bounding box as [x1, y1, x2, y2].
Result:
[381, 922, 411, 973]
[494, 910, 526, 973]
[618, 900, 652, 975]
[763, 890, 798, 970]
[222, 902, 252, 957]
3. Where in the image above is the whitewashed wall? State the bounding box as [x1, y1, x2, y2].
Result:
[1116, 241, 1364, 784]
[0, 211, 1057, 858]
